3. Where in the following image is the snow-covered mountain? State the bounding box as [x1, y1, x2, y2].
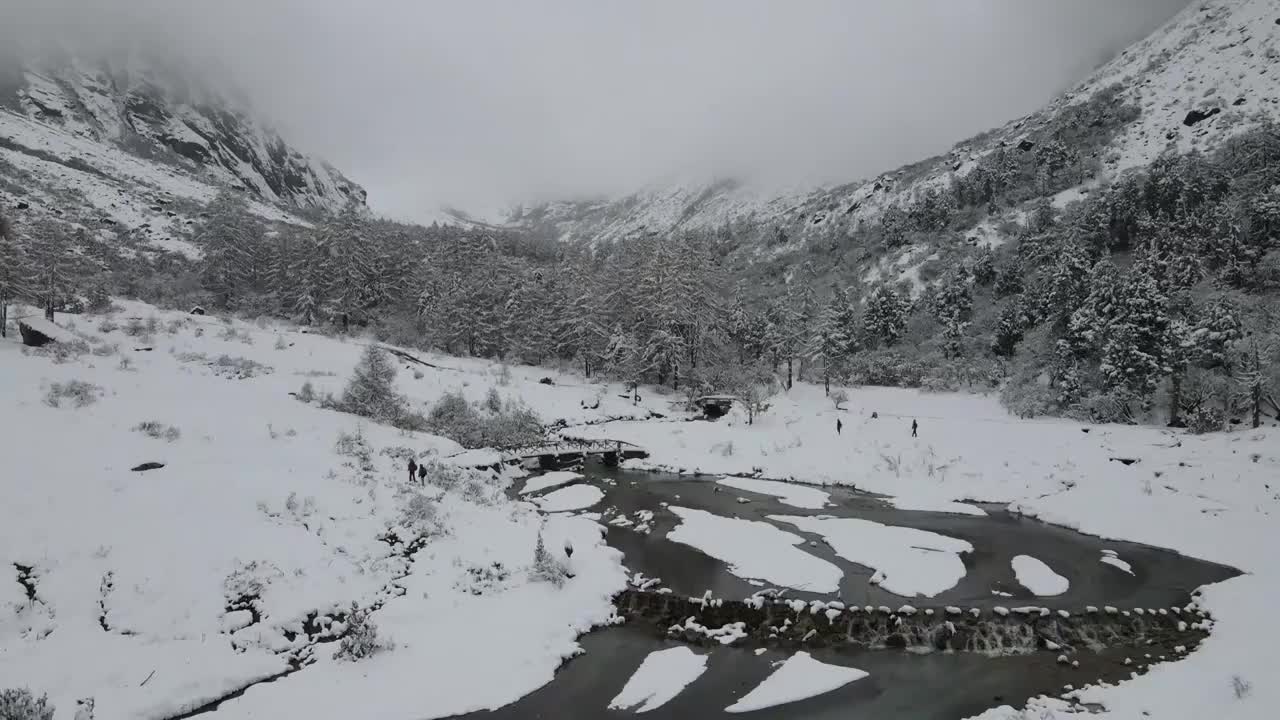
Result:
[0, 50, 365, 253]
[514, 0, 1280, 269]
[3, 52, 365, 213]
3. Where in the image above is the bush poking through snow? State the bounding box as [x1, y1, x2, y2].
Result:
[132, 421, 181, 442]
[484, 387, 502, 414]
[211, 354, 272, 380]
[1232, 674, 1252, 700]
[297, 381, 316, 403]
[830, 389, 849, 410]
[43, 380, 103, 408]
[530, 529, 569, 588]
[0, 688, 54, 720]
[336, 602, 388, 661]
[427, 391, 543, 449]
[398, 490, 446, 537]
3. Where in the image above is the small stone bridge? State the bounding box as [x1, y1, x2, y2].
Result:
[614, 589, 1211, 656]
[505, 437, 648, 471]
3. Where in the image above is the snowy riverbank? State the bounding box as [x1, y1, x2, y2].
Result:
[3, 299, 1277, 719]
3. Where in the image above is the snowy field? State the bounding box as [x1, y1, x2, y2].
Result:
[3, 298, 1278, 720]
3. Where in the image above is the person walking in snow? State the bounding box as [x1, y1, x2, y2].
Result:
[911, 419, 918, 438]
[836, 418, 843, 435]
[408, 457, 418, 484]
[417, 463, 428, 484]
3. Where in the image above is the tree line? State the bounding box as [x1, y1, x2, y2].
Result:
[2, 123, 1277, 432]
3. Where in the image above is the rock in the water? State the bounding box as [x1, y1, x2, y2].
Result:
[131, 462, 165, 472]
[18, 322, 55, 347]
[538, 377, 555, 385]
[190, 306, 207, 315]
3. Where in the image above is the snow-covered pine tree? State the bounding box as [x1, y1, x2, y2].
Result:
[862, 285, 907, 348]
[0, 208, 30, 336]
[1233, 331, 1278, 428]
[194, 191, 258, 309]
[23, 218, 82, 322]
[809, 287, 855, 394]
[340, 345, 407, 424]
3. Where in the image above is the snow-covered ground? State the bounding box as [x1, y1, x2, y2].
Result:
[1011, 556, 1070, 597]
[4, 299, 1279, 720]
[665, 507, 843, 593]
[771, 515, 972, 598]
[607, 646, 708, 713]
[578, 383, 1280, 719]
[0, 300, 639, 720]
[724, 652, 868, 714]
[715, 476, 831, 510]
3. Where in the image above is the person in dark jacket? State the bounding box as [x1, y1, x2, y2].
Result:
[837, 418, 843, 435]
[911, 419, 918, 437]
[418, 463, 428, 484]
[408, 457, 418, 483]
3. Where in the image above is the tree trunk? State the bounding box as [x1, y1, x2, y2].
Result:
[1167, 370, 1184, 428]
[0, 300, 7, 337]
[1252, 383, 1262, 429]
[786, 358, 794, 391]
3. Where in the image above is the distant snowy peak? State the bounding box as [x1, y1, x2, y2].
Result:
[517, 0, 1280, 252]
[3, 53, 366, 214]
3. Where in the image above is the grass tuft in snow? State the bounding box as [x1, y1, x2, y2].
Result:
[132, 420, 181, 442]
[43, 379, 103, 408]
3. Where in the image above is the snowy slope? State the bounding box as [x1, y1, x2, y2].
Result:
[5, 52, 366, 214]
[516, 0, 1280, 281]
[0, 300, 651, 720]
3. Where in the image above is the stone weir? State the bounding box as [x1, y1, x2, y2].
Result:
[613, 590, 1212, 656]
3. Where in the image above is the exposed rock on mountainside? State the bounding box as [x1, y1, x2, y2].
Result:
[1, 53, 365, 214]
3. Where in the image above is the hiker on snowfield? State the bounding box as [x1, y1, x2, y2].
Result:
[837, 418, 843, 435]
[418, 463, 428, 484]
[911, 419, 918, 437]
[408, 457, 418, 483]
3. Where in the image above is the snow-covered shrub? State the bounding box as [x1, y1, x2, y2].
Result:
[1068, 391, 1137, 425]
[90, 341, 118, 357]
[417, 459, 469, 491]
[456, 562, 510, 596]
[218, 326, 253, 345]
[829, 390, 849, 410]
[122, 316, 159, 337]
[297, 381, 316, 403]
[43, 380, 102, 408]
[1232, 674, 1252, 700]
[273, 335, 288, 350]
[484, 387, 502, 413]
[0, 688, 54, 720]
[211, 354, 271, 380]
[1187, 405, 1225, 435]
[223, 560, 282, 604]
[398, 490, 446, 537]
[497, 363, 512, 386]
[95, 319, 118, 334]
[132, 421, 181, 442]
[530, 530, 569, 588]
[427, 391, 543, 448]
[335, 603, 388, 661]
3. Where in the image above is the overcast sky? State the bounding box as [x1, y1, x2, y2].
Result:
[5, 0, 1192, 222]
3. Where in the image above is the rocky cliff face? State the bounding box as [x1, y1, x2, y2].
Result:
[1, 52, 365, 214]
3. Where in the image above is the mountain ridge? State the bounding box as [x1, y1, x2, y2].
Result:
[511, 0, 1280, 284]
